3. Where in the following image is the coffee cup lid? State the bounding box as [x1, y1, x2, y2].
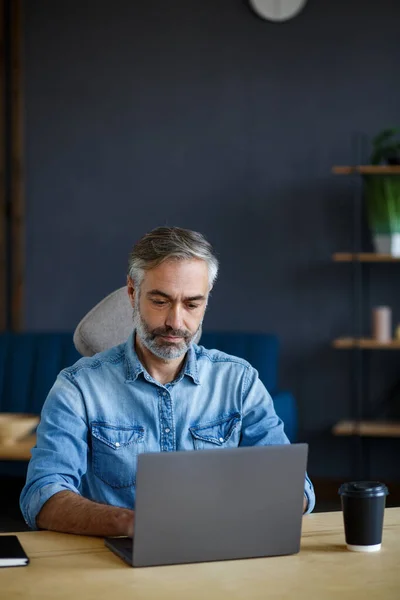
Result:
[338, 481, 389, 498]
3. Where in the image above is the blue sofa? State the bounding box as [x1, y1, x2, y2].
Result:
[200, 332, 298, 442]
[0, 331, 298, 475]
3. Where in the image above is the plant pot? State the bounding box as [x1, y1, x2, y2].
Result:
[364, 175, 400, 256]
[373, 233, 400, 256]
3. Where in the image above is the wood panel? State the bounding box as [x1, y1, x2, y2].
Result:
[10, 0, 24, 331]
[0, 0, 6, 330]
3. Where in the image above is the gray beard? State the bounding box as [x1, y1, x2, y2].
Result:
[132, 304, 202, 360]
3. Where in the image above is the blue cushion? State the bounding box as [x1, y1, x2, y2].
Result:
[200, 332, 296, 442]
[200, 331, 278, 394]
[271, 391, 298, 443]
[0, 333, 80, 415]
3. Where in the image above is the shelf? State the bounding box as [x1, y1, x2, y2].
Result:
[332, 337, 400, 350]
[332, 420, 400, 438]
[333, 166, 400, 175]
[333, 252, 400, 263]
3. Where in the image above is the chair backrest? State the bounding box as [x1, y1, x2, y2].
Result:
[73, 287, 279, 393]
[73, 287, 132, 357]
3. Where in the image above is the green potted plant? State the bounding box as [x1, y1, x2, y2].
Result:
[370, 128, 400, 165]
[364, 128, 400, 256]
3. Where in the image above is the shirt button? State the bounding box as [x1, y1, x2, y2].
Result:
[163, 392, 168, 397]
[219, 437, 224, 443]
[165, 428, 171, 433]
[115, 442, 120, 448]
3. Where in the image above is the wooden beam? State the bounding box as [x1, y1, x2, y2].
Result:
[10, 0, 24, 331]
[0, 0, 6, 331]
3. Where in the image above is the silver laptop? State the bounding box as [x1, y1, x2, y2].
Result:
[105, 443, 308, 567]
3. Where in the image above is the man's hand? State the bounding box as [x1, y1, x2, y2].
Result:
[303, 496, 308, 514]
[126, 512, 135, 538]
[37, 491, 135, 537]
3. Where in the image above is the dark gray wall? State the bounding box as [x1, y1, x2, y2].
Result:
[24, 0, 400, 479]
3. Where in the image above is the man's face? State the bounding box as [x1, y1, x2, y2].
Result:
[128, 259, 209, 360]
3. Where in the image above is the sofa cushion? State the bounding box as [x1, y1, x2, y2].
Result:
[0, 333, 80, 415]
[200, 331, 278, 395]
[271, 391, 298, 443]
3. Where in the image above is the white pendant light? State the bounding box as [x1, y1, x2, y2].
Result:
[249, 0, 308, 22]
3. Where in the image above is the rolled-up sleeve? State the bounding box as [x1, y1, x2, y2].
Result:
[239, 366, 315, 514]
[20, 372, 88, 529]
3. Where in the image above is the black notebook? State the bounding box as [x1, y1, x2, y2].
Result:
[0, 535, 29, 567]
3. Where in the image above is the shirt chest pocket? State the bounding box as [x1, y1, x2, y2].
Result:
[91, 422, 145, 488]
[189, 412, 242, 450]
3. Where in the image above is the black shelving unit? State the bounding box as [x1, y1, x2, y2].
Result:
[331, 147, 400, 480]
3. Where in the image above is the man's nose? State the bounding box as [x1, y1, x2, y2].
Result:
[165, 305, 183, 331]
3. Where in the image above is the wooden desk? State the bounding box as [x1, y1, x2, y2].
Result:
[0, 434, 36, 461]
[1, 508, 399, 599]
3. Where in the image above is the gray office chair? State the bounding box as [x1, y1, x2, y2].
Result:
[74, 287, 133, 357]
[73, 286, 202, 357]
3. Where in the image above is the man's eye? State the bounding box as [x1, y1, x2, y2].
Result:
[187, 303, 199, 310]
[152, 300, 166, 306]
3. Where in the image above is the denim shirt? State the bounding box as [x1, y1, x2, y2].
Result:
[20, 333, 315, 528]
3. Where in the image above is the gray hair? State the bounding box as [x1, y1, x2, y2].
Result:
[128, 226, 219, 289]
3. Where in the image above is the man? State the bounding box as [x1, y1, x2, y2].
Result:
[20, 226, 315, 536]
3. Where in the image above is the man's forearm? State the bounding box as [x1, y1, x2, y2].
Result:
[36, 491, 134, 537]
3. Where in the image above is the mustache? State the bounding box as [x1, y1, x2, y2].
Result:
[151, 326, 191, 339]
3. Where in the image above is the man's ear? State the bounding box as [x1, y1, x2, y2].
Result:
[127, 276, 136, 308]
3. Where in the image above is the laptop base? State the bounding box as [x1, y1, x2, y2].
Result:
[104, 537, 133, 566]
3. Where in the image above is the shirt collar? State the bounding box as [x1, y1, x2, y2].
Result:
[124, 331, 200, 385]
[182, 343, 200, 385]
[124, 331, 145, 381]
